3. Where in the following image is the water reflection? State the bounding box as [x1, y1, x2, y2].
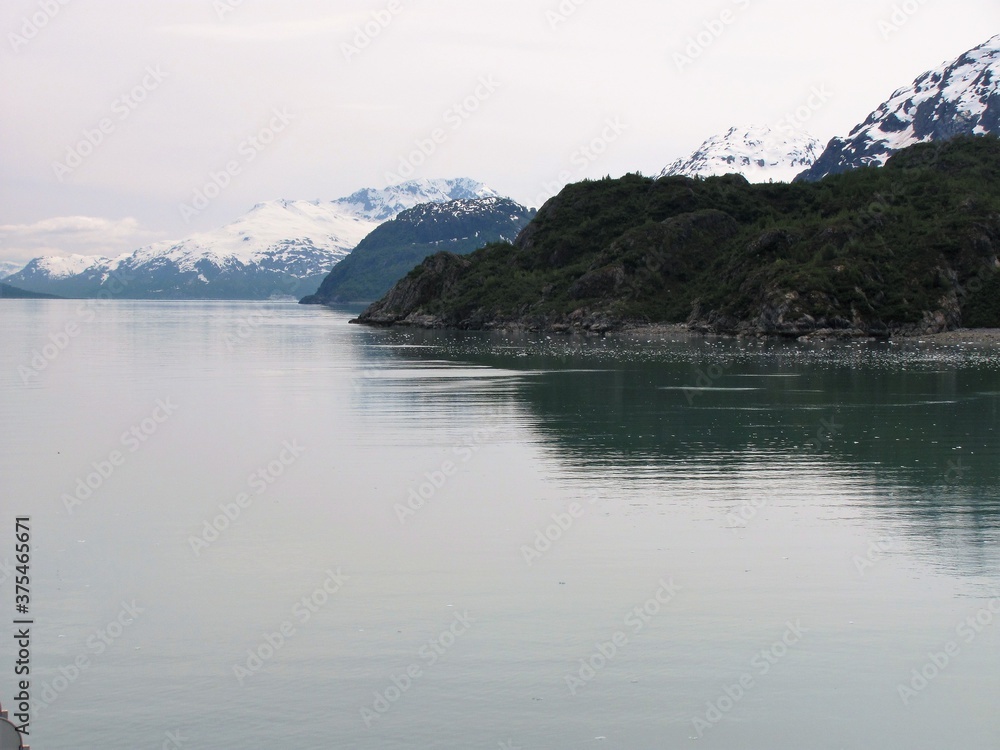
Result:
[346, 324, 1000, 576]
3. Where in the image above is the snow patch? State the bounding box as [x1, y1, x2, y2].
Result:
[659, 125, 822, 183]
[8, 178, 500, 294]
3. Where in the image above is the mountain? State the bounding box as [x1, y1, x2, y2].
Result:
[5, 179, 497, 299]
[354, 136, 1000, 337]
[798, 35, 1000, 182]
[333, 178, 496, 221]
[301, 197, 535, 305]
[660, 126, 822, 183]
[0, 282, 61, 299]
[4, 254, 118, 298]
[0, 260, 25, 279]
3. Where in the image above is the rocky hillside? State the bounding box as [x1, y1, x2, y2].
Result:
[798, 34, 1000, 181]
[301, 197, 534, 304]
[355, 136, 1000, 337]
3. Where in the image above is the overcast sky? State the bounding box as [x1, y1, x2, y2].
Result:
[1, 0, 998, 264]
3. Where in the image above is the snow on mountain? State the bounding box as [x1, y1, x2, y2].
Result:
[25, 254, 114, 279]
[6, 178, 497, 299]
[799, 34, 1000, 181]
[124, 200, 376, 274]
[303, 196, 535, 305]
[401, 195, 529, 225]
[8, 253, 131, 298]
[334, 178, 498, 222]
[659, 125, 823, 184]
[0, 260, 28, 279]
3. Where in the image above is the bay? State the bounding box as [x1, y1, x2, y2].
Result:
[1, 300, 998, 749]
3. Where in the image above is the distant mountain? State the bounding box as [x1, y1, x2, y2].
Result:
[659, 126, 822, 184]
[355, 136, 1000, 337]
[333, 178, 495, 221]
[301, 197, 534, 305]
[0, 261, 25, 280]
[5, 178, 497, 299]
[798, 34, 1000, 181]
[0, 282, 61, 299]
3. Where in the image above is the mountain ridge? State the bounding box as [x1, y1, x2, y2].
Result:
[5, 178, 497, 299]
[660, 125, 822, 184]
[0, 282, 62, 299]
[353, 136, 1000, 337]
[301, 197, 535, 304]
[798, 34, 1000, 181]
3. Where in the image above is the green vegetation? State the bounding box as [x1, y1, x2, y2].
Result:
[359, 136, 1000, 335]
[302, 198, 534, 304]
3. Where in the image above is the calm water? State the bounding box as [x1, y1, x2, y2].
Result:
[1, 300, 999, 749]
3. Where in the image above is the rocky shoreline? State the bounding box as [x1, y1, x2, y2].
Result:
[351, 309, 1000, 345]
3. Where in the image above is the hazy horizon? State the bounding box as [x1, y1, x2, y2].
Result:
[2, 0, 999, 265]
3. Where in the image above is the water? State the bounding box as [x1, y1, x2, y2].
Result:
[1, 300, 998, 749]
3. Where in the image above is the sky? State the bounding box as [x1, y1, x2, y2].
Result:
[1, 0, 999, 266]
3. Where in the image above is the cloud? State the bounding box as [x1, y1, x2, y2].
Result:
[0, 216, 161, 264]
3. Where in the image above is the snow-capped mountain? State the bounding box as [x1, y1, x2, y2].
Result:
[302, 196, 535, 304]
[659, 125, 823, 183]
[798, 34, 1000, 182]
[6, 178, 498, 299]
[6, 254, 124, 298]
[334, 178, 497, 222]
[0, 260, 26, 279]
